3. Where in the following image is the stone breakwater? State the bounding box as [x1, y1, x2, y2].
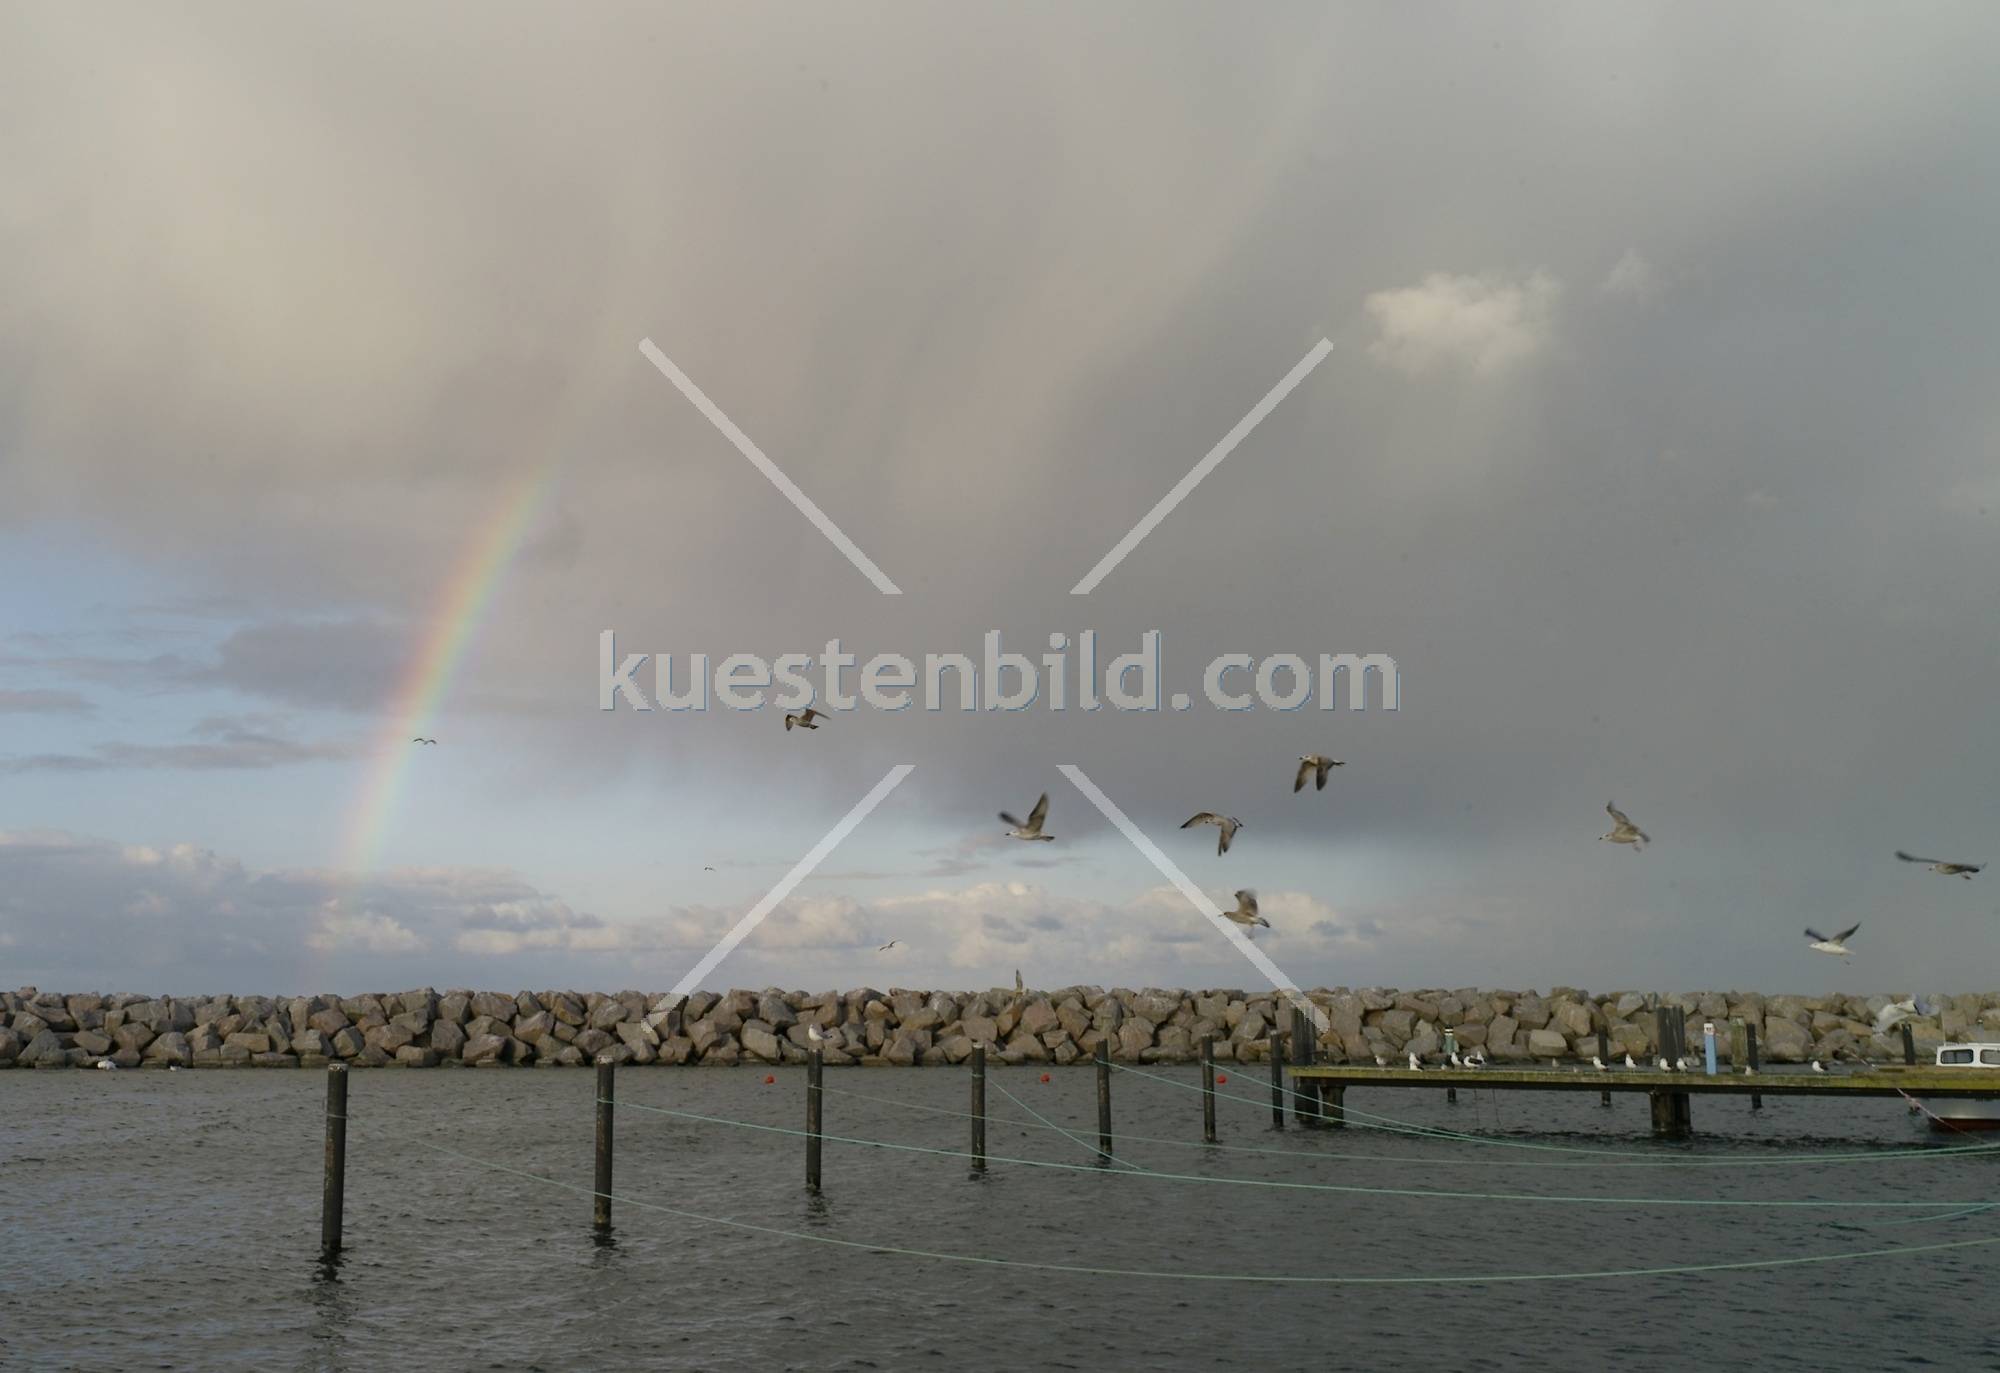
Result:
[2, 985, 1992, 1070]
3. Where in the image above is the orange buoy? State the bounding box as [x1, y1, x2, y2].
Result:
[763, 1074, 775, 1084]
[1039, 1073, 1051, 1083]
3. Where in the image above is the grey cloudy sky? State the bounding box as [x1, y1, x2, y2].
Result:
[3, 4, 1998, 996]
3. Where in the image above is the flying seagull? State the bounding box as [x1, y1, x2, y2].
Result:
[1293, 755, 1344, 793]
[702, 865, 716, 871]
[1804, 923, 1860, 958]
[1600, 802, 1651, 851]
[411, 737, 437, 745]
[1896, 850, 1984, 879]
[1001, 792, 1054, 842]
[1181, 811, 1244, 855]
[877, 939, 899, 952]
[1221, 890, 1271, 938]
[784, 708, 826, 732]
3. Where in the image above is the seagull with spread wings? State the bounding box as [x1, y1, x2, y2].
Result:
[1896, 850, 1984, 879]
[1600, 802, 1651, 851]
[1220, 889, 1271, 938]
[1001, 792, 1054, 842]
[784, 708, 826, 731]
[1181, 811, 1244, 855]
[1293, 754, 1343, 792]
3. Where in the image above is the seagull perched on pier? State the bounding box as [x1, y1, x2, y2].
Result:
[1675, 1056, 1693, 1072]
[1221, 890, 1271, 938]
[1811, 1059, 1828, 1074]
[1408, 1051, 1422, 1071]
[1373, 1053, 1389, 1068]
[1293, 755, 1344, 793]
[1896, 850, 1983, 879]
[1804, 924, 1860, 959]
[806, 1023, 827, 1048]
[1624, 1053, 1638, 1070]
[1449, 1050, 1464, 1067]
[1600, 802, 1651, 851]
[1591, 1055, 1609, 1071]
[1001, 792, 1054, 841]
[1657, 1056, 1672, 1072]
[1463, 1050, 1487, 1069]
[1181, 811, 1244, 855]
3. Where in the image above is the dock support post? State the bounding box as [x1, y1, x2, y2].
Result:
[970, 1043, 987, 1172]
[320, 1063, 347, 1263]
[1201, 1036, 1217, 1143]
[1291, 1009, 1318, 1128]
[1746, 1022, 1762, 1110]
[1095, 1040, 1114, 1164]
[1649, 1088, 1692, 1139]
[1323, 1083, 1345, 1128]
[806, 1048, 823, 1192]
[1597, 1029, 1612, 1107]
[594, 1058, 614, 1234]
[1270, 1033, 1286, 1130]
[1903, 1022, 1917, 1066]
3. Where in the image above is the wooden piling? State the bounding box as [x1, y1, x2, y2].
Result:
[1903, 1022, 1917, 1066]
[1270, 1033, 1286, 1130]
[1291, 1009, 1318, 1128]
[593, 1058, 614, 1233]
[319, 1064, 347, 1262]
[970, 1043, 987, 1172]
[1597, 1029, 1612, 1107]
[1746, 1021, 1762, 1110]
[1096, 1040, 1114, 1164]
[1201, 1036, 1217, 1144]
[806, 1048, 823, 1192]
[1323, 1083, 1345, 1128]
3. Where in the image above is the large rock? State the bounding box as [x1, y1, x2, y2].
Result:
[462, 1034, 508, 1065]
[1017, 999, 1060, 1038]
[430, 1020, 467, 1057]
[469, 992, 516, 1021]
[741, 1024, 784, 1062]
[756, 994, 798, 1029]
[1761, 1016, 1811, 1063]
[1115, 1020, 1154, 1060]
[19, 1030, 65, 1067]
[1526, 1028, 1569, 1059]
[140, 1031, 190, 1067]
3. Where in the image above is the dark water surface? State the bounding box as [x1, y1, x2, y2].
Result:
[6, 1065, 2000, 1371]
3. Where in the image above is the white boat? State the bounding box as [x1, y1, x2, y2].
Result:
[1915, 1043, 2000, 1132]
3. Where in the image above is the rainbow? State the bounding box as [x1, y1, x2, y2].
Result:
[336, 462, 561, 880]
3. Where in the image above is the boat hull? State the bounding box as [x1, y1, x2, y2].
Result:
[1918, 1099, 2000, 1132]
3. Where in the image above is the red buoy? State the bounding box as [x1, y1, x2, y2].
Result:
[1216, 1074, 1229, 1085]
[1039, 1073, 1051, 1083]
[763, 1074, 775, 1084]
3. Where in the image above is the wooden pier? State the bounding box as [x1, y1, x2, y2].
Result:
[1288, 1064, 1993, 1138]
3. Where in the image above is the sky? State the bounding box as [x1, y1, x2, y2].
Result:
[3, 3, 1999, 997]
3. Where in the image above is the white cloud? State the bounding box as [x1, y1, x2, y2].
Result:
[1364, 269, 1561, 376]
[1599, 248, 1660, 304]
[308, 908, 425, 955]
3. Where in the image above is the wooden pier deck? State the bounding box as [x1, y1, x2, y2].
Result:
[1285, 1064, 1996, 1137]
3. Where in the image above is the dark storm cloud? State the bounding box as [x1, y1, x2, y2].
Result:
[3, 5, 1999, 985]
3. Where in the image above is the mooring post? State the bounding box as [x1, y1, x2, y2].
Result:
[593, 1058, 614, 1234]
[1746, 1021, 1762, 1110]
[1201, 1035, 1218, 1144]
[1654, 1006, 1673, 1065]
[320, 1063, 348, 1263]
[1095, 1040, 1114, 1165]
[970, 1043, 987, 1172]
[806, 1047, 823, 1192]
[1597, 1029, 1612, 1107]
[1270, 1033, 1286, 1130]
[1903, 1022, 1917, 1066]
[1291, 1008, 1317, 1128]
